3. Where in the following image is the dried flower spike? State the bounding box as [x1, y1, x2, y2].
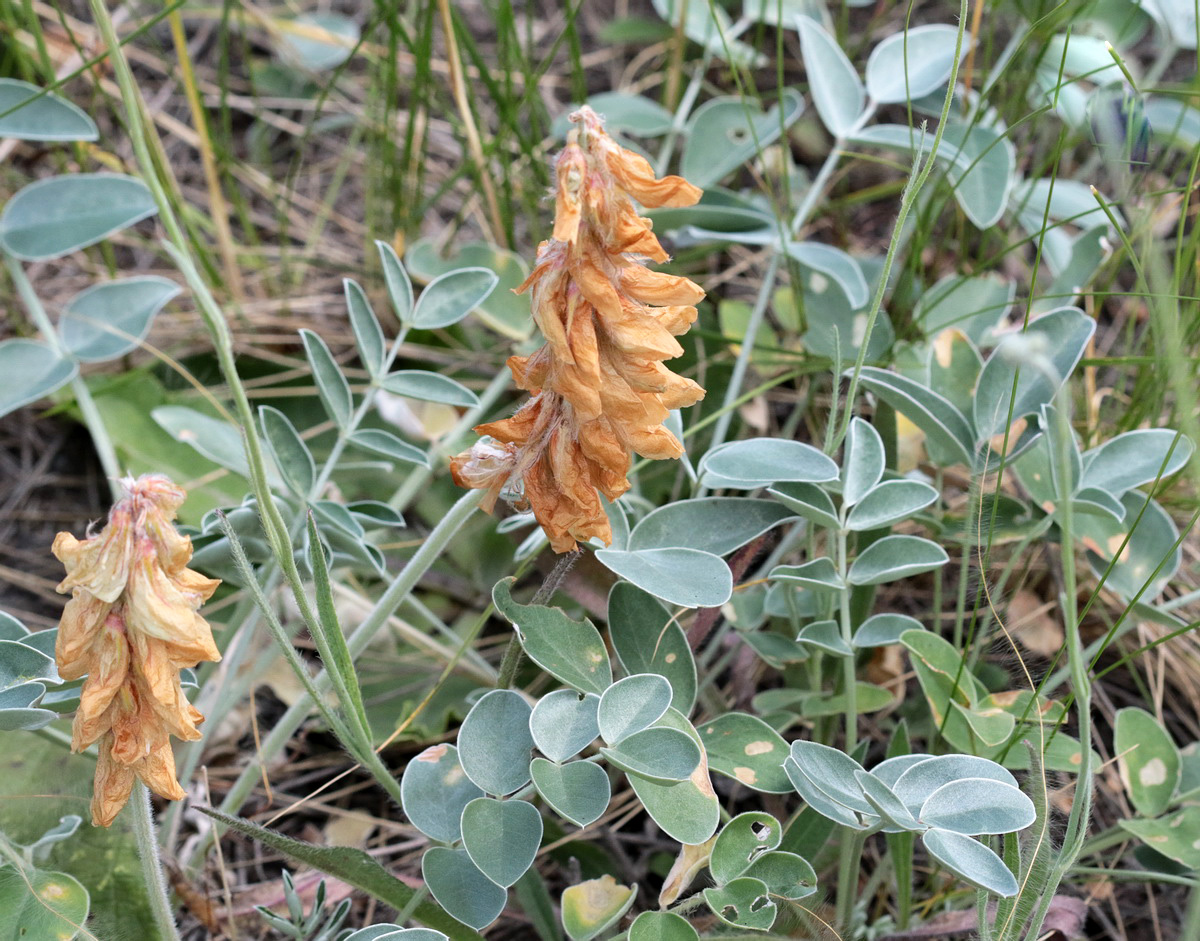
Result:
[452, 106, 706, 551]
[52, 474, 220, 827]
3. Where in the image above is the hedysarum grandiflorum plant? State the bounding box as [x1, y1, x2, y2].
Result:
[52, 474, 220, 826]
[451, 106, 706, 551]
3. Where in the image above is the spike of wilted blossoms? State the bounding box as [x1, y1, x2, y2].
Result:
[52, 474, 220, 827]
[452, 106, 706, 551]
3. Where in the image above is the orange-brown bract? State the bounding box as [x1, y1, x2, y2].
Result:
[451, 107, 706, 551]
[52, 474, 220, 827]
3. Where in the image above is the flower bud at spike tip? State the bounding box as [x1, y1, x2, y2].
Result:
[451, 106, 706, 552]
[52, 474, 220, 826]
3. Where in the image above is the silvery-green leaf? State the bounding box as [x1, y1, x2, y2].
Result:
[892, 755, 1017, 817]
[598, 674, 672, 746]
[410, 267, 499, 330]
[940, 123, 1016, 229]
[795, 16, 865, 137]
[853, 613, 925, 647]
[1075, 491, 1180, 600]
[782, 756, 861, 828]
[399, 743, 482, 844]
[770, 557, 843, 591]
[1081, 429, 1194, 496]
[529, 758, 610, 828]
[530, 689, 600, 763]
[344, 277, 387, 375]
[627, 497, 795, 556]
[629, 911, 698, 941]
[681, 90, 804, 188]
[796, 620, 851, 656]
[381, 370, 478, 407]
[865, 25, 967, 104]
[276, 12, 359, 71]
[57, 277, 178, 363]
[595, 548, 731, 608]
[0, 174, 156, 260]
[855, 367, 974, 466]
[153, 405, 256, 480]
[600, 727, 701, 784]
[1115, 706, 1181, 817]
[702, 877, 776, 931]
[785, 241, 869, 308]
[460, 797, 542, 888]
[259, 406, 315, 496]
[973, 307, 1095, 443]
[848, 535, 948, 585]
[573, 92, 674, 136]
[841, 417, 885, 507]
[846, 479, 939, 531]
[300, 328, 353, 427]
[914, 273, 1013, 345]
[698, 712, 792, 794]
[607, 583, 696, 714]
[458, 689, 535, 796]
[787, 741, 874, 815]
[0, 339, 77, 419]
[0, 79, 98, 141]
[700, 438, 839, 489]
[768, 481, 839, 530]
[348, 429, 429, 468]
[919, 778, 1036, 834]
[921, 828, 1018, 896]
[421, 847, 506, 930]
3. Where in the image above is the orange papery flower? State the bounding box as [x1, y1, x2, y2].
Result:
[451, 106, 706, 552]
[52, 474, 220, 827]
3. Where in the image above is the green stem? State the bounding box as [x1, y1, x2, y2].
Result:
[835, 828, 867, 935]
[836, 527, 856, 752]
[131, 784, 183, 941]
[5, 254, 122, 483]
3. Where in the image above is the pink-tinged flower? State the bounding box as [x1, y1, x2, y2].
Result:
[53, 474, 220, 826]
[452, 107, 706, 552]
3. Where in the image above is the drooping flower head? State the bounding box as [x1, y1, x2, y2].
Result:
[53, 474, 220, 826]
[451, 107, 706, 551]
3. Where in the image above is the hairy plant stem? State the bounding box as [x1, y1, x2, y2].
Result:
[187, 490, 481, 870]
[131, 784, 183, 940]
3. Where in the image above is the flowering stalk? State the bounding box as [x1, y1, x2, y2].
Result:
[53, 474, 220, 827]
[452, 106, 706, 551]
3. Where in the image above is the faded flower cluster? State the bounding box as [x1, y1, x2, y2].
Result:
[452, 106, 707, 551]
[53, 474, 220, 826]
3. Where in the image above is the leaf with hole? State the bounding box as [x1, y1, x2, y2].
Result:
[0, 339, 77, 419]
[460, 798, 543, 888]
[561, 876, 636, 941]
[848, 535, 948, 585]
[698, 712, 792, 794]
[0, 174, 157, 260]
[458, 690, 535, 796]
[1115, 707, 1180, 817]
[422, 847, 507, 931]
[709, 812, 782, 885]
[795, 16, 865, 137]
[530, 690, 600, 763]
[399, 745, 483, 844]
[865, 25, 967, 103]
[921, 828, 1017, 897]
[57, 277, 179, 363]
[493, 578, 612, 695]
[681, 89, 804, 188]
[529, 758, 610, 828]
[607, 583, 696, 715]
[846, 480, 939, 531]
[703, 877, 777, 931]
[381, 371, 479, 408]
[595, 548, 731, 609]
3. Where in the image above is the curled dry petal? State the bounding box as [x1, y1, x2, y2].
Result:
[52, 474, 220, 826]
[452, 106, 706, 551]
